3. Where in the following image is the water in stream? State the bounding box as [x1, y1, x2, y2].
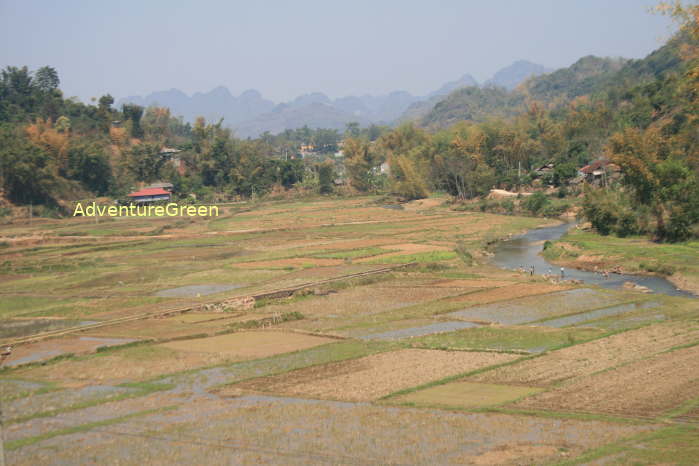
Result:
[491, 222, 694, 298]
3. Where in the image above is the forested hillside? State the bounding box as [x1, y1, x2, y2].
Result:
[348, 4, 698, 241]
[1, 3, 697, 242]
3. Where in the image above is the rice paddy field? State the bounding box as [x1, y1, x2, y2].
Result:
[1, 195, 698, 465]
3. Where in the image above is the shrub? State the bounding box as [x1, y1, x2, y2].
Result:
[540, 202, 569, 218]
[523, 192, 550, 214]
[582, 189, 619, 235]
[501, 199, 515, 213]
[454, 241, 474, 265]
[615, 210, 640, 237]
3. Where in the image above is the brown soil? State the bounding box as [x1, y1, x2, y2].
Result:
[355, 242, 452, 262]
[233, 257, 344, 269]
[515, 343, 699, 417]
[473, 321, 699, 387]
[231, 349, 519, 401]
[14, 331, 333, 387]
[667, 273, 699, 296]
[466, 444, 561, 465]
[402, 198, 444, 210]
[160, 330, 335, 358]
[430, 279, 515, 288]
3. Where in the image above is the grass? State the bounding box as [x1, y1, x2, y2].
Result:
[545, 228, 699, 292]
[6, 405, 177, 451]
[557, 425, 699, 465]
[312, 247, 396, 260]
[409, 326, 604, 353]
[366, 250, 458, 264]
[6, 380, 175, 425]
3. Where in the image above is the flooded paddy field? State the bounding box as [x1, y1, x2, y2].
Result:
[8, 394, 656, 466]
[1, 196, 697, 463]
[4, 336, 137, 367]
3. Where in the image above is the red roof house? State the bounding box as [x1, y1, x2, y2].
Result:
[126, 187, 171, 203]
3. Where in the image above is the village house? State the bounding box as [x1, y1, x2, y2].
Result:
[126, 187, 172, 204]
[578, 159, 620, 186]
[160, 147, 186, 176]
[533, 161, 555, 177]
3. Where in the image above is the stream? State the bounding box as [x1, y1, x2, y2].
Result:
[491, 222, 695, 298]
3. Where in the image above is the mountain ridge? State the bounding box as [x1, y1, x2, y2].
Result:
[116, 60, 550, 137]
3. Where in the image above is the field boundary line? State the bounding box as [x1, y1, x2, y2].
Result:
[1, 263, 413, 348]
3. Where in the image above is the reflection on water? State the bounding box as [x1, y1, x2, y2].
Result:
[445, 288, 616, 325]
[536, 301, 660, 328]
[359, 321, 480, 340]
[491, 223, 694, 297]
[155, 284, 242, 297]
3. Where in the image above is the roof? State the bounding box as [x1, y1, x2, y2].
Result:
[580, 159, 616, 174]
[127, 187, 171, 197]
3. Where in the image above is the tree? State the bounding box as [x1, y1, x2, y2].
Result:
[98, 94, 114, 111]
[605, 126, 696, 241]
[34, 66, 59, 93]
[122, 104, 144, 138]
[0, 125, 58, 204]
[343, 137, 377, 192]
[432, 125, 495, 199]
[67, 143, 114, 195]
[391, 156, 429, 200]
[345, 122, 360, 138]
[553, 161, 578, 186]
[126, 143, 166, 182]
[317, 160, 335, 194]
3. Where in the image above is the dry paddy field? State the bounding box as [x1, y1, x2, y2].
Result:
[514, 343, 699, 417]
[231, 349, 519, 402]
[2, 196, 698, 464]
[472, 320, 699, 386]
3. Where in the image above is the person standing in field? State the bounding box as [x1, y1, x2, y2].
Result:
[560, 267, 565, 280]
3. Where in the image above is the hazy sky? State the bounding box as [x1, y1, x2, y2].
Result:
[0, 0, 677, 103]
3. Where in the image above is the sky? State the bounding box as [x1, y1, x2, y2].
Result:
[0, 0, 678, 103]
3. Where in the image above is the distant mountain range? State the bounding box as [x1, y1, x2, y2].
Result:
[116, 60, 550, 138]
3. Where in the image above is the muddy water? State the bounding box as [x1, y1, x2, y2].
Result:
[154, 284, 242, 297]
[537, 301, 661, 328]
[491, 222, 694, 297]
[359, 321, 480, 340]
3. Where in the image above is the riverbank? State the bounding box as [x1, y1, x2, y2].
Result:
[543, 227, 699, 296]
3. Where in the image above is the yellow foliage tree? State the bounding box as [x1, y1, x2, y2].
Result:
[25, 117, 70, 173]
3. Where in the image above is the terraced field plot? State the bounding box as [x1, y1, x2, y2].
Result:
[515, 344, 699, 417]
[445, 288, 624, 325]
[472, 321, 699, 387]
[4, 336, 137, 367]
[392, 381, 544, 409]
[8, 395, 655, 466]
[160, 330, 337, 359]
[232, 349, 520, 401]
[2, 196, 697, 464]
